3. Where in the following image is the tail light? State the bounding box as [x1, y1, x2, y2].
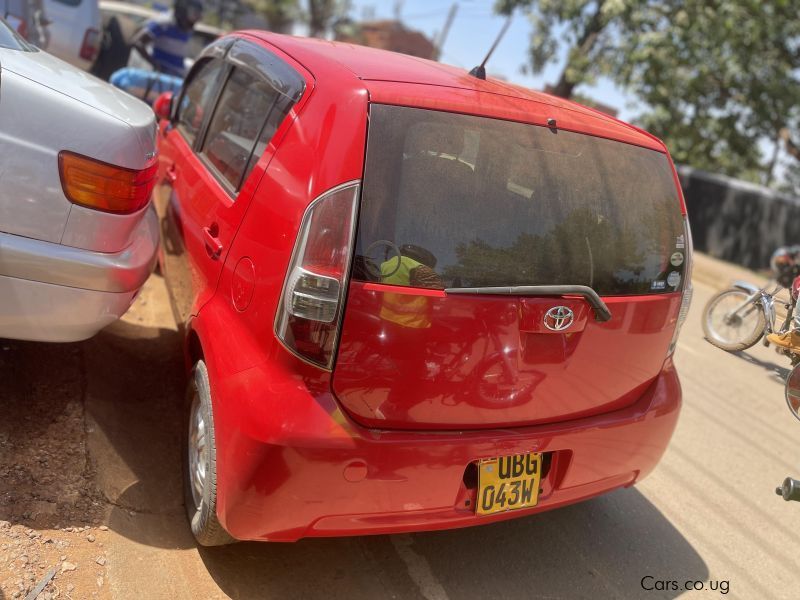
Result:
[58, 151, 158, 214]
[668, 216, 694, 356]
[275, 181, 361, 369]
[79, 27, 101, 61]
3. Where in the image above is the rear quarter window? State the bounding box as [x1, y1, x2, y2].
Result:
[354, 105, 686, 296]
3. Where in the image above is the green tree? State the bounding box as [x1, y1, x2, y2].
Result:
[496, 0, 633, 98]
[308, 0, 351, 37]
[778, 155, 800, 198]
[617, 1, 800, 183]
[242, 0, 300, 33]
[497, 1, 800, 184]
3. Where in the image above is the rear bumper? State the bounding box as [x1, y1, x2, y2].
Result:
[213, 357, 682, 542]
[0, 207, 158, 342]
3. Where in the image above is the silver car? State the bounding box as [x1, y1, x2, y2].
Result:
[0, 19, 158, 342]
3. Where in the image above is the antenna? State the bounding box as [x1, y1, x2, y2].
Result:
[468, 15, 513, 80]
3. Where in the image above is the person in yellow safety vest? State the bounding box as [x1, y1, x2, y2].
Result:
[379, 245, 442, 329]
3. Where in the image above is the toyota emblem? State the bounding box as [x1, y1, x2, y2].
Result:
[544, 306, 574, 331]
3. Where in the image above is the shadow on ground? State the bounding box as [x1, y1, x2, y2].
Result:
[733, 348, 791, 382]
[81, 317, 190, 549]
[196, 488, 707, 600]
[0, 308, 186, 544]
[0, 339, 98, 528]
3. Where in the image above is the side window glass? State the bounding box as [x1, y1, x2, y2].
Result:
[176, 58, 226, 147]
[242, 92, 295, 184]
[200, 66, 291, 191]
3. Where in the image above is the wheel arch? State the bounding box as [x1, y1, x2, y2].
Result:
[186, 327, 205, 369]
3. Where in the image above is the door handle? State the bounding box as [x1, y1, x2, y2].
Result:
[166, 164, 178, 183]
[203, 225, 223, 259]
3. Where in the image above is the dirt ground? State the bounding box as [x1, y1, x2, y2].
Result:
[0, 335, 109, 600]
[0, 274, 185, 600]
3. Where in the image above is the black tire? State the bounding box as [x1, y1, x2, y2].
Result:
[702, 288, 767, 352]
[182, 361, 236, 546]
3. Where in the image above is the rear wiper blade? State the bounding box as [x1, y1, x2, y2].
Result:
[445, 285, 612, 322]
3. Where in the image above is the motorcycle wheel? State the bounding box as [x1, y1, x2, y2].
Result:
[702, 288, 767, 352]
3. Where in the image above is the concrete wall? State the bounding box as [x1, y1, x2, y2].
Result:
[678, 166, 800, 270]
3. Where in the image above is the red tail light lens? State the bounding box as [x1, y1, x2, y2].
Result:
[275, 182, 361, 369]
[79, 28, 101, 61]
[58, 151, 158, 214]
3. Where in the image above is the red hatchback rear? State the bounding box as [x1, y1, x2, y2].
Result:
[154, 32, 692, 545]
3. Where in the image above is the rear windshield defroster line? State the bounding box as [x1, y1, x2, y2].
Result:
[353, 104, 686, 297]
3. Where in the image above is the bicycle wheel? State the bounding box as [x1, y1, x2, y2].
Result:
[702, 288, 767, 352]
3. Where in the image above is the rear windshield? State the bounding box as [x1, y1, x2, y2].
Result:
[353, 104, 687, 296]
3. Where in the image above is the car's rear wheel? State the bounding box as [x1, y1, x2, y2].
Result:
[182, 360, 235, 546]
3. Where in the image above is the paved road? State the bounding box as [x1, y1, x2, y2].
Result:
[3, 261, 799, 599]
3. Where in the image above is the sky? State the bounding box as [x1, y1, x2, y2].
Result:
[347, 0, 637, 121]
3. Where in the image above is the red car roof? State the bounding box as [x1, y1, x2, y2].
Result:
[241, 31, 666, 153]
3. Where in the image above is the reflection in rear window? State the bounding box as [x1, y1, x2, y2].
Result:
[354, 104, 686, 295]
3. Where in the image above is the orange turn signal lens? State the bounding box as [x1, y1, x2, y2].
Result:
[58, 151, 158, 214]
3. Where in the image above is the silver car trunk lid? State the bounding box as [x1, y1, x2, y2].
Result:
[0, 49, 156, 168]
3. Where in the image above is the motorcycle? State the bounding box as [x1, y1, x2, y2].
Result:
[776, 364, 800, 502]
[703, 246, 800, 360]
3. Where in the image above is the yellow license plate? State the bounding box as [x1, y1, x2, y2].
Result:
[476, 452, 542, 516]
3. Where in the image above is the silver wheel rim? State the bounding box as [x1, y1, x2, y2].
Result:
[188, 394, 207, 513]
[706, 290, 762, 345]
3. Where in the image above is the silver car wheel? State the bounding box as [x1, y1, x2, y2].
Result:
[188, 394, 207, 512]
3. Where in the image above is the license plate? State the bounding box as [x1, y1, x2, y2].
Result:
[476, 452, 542, 516]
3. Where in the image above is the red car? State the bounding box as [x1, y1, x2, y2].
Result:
[153, 31, 693, 545]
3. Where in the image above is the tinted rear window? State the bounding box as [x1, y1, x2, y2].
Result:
[354, 104, 687, 295]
